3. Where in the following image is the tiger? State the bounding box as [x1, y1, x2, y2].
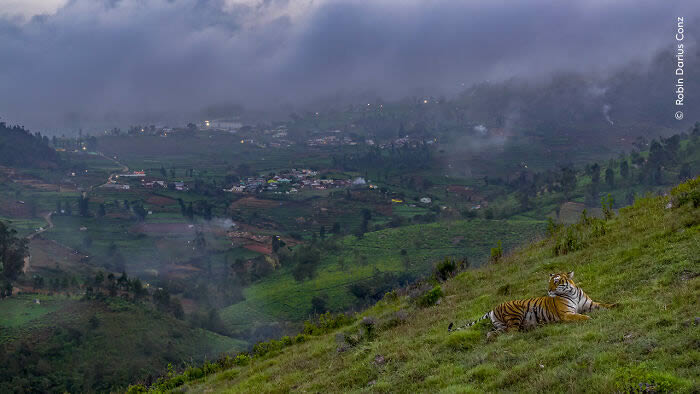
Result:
[447, 271, 615, 335]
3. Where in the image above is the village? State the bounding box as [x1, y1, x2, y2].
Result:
[99, 167, 360, 195]
[223, 168, 357, 194]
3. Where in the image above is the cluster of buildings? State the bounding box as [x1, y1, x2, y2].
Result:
[102, 170, 188, 192]
[306, 134, 358, 147]
[223, 169, 355, 195]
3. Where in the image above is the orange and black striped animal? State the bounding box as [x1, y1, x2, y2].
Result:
[448, 271, 615, 334]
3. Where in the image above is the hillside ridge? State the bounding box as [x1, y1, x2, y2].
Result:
[129, 177, 700, 393]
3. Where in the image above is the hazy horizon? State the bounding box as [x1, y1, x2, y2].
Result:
[0, 0, 698, 132]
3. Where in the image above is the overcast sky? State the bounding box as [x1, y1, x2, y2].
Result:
[0, 0, 697, 131]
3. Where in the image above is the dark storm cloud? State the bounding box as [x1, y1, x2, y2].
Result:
[0, 0, 697, 130]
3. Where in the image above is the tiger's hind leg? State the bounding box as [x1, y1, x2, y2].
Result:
[561, 313, 591, 322]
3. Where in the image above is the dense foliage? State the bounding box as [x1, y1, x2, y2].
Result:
[0, 122, 59, 168]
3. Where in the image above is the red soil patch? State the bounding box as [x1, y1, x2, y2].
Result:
[0, 200, 33, 217]
[229, 196, 281, 210]
[146, 195, 177, 206]
[243, 243, 272, 255]
[27, 238, 83, 272]
[162, 264, 201, 280]
[180, 298, 198, 314]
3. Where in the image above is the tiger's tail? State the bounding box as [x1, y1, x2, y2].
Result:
[448, 312, 491, 332]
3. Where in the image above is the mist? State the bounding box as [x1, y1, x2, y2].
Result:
[0, 0, 697, 132]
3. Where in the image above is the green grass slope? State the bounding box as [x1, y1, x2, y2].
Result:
[170, 178, 699, 393]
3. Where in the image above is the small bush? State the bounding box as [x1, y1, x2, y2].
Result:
[546, 217, 560, 237]
[303, 312, 354, 335]
[381, 310, 408, 329]
[417, 286, 443, 307]
[490, 241, 503, 263]
[553, 211, 607, 256]
[234, 353, 250, 366]
[294, 333, 307, 343]
[361, 316, 377, 339]
[601, 194, 615, 220]
[125, 384, 147, 394]
[253, 339, 283, 356]
[433, 257, 468, 281]
[671, 176, 700, 208]
[281, 335, 293, 346]
[184, 366, 204, 381]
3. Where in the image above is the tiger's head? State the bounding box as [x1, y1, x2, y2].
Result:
[548, 271, 576, 297]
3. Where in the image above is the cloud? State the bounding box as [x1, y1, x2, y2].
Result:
[0, 0, 697, 131]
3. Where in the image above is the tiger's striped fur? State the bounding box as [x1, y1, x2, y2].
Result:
[448, 271, 615, 333]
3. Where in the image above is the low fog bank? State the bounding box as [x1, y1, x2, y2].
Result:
[0, 0, 697, 132]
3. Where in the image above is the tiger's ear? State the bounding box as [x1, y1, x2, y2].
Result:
[567, 271, 574, 279]
[549, 273, 554, 277]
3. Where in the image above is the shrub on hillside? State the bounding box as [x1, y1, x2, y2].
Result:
[670, 176, 700, 208]
[552, 210, 607, 256]
[489, 241, 503, 263]
[433, 257, 469, 282]
[302, 312, 354, 335]
[417, 285, 443, 307]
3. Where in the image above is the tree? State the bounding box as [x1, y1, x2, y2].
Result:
[271, 236, 280, 254]
[311, 295, 327, 314]
[515, 188, 532, 210]
[160, 166, 167, 178]
[560, 166, 577, 198]
[590, 163, 601, 185]
[679, 163, 691, 180]
[117, 271, 129, 291]
[605, 168, 615, 188]
[0, 221, 29, 281]
[648, 140, 665, 167]
[319, 226, 326, 240]
[78, 195, 90, 217]
[291, 246, 321, 282]
[97, 204, 106, 217]
[152, 288, 171, 311]
[94, 271, 105, 287]
[620, 160, 630, 180]
[193, 231, 206, 251]
[132, 203, 147, 221]
[186, 202, 194, 220]
[131, 278, 145, 299]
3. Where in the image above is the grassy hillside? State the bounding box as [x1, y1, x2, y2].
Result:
[0, 295, 246, 392]
[147, 177, 699, 393]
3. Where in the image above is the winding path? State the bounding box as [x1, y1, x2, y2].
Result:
[19, 151, 127, 277]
